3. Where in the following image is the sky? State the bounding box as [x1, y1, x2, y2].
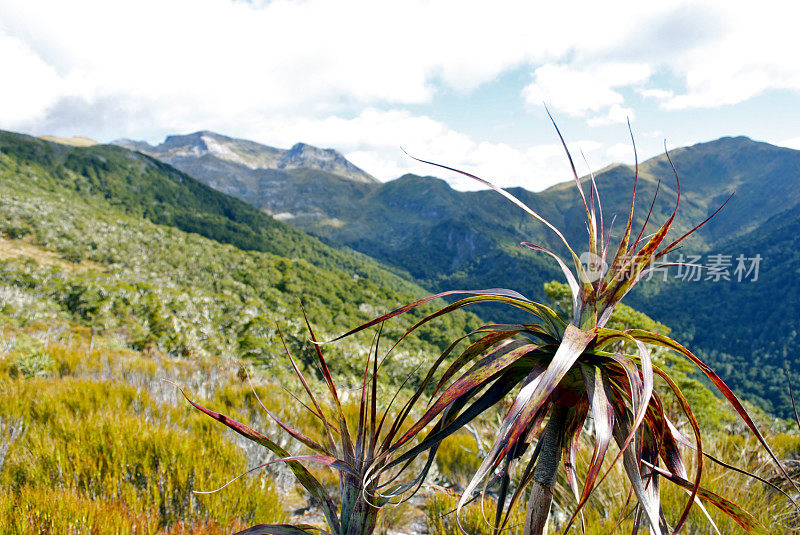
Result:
[2, 0, 800, 191]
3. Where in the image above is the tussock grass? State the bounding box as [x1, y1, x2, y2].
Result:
[573, 432, 799, 534]
[0, 324, 287, 533]
[426, 492, 526, 535]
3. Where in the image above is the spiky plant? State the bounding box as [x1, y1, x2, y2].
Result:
[168, 308, 437, 535]
[334, 120, 798, 534]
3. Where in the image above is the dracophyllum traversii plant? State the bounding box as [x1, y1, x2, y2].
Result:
[334, 120, 798, 534]
[169, 308, 443, 535]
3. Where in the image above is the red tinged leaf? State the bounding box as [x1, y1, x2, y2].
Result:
[241, 365, 333, 456]
[381, 367, 527, 474]
[456, 325, 594, 520]
[390, 340, 539, 450]
[164, 380, 341, 534]
[382, 328, 524, 452]
[644, 461, 771, 535]
[628, 329, 800, 495]
[630, 178, 662, 255]
[328, 289, 564, 351]
[612, 412, 663, 535]
[458, 384, 551, 527]
[546, 105, 591, 226]
[606, 120, 640, 282]
[520, 241, 584, 324]
[663, 409, 797, 513]
[299, 303, 354, 460]
[432, 332, 523, 399]
[235, 524, 328, 535]
[561, 400, 590, 534]
[649, 364, 704, 532]
[277, 327, 339, 454]
[586, 156, 604, 256]
[578, 363, 615, 504]
[656, 192, 734, 259]
[591, 330, 655, 458]
[257, 401, 332, 457]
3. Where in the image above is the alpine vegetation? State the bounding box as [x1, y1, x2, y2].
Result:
[333, 118, 797, 534]
[170, 305, 442, 535]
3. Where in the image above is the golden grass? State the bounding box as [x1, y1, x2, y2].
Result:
[426, 491, 526, 535]
[0, 323, 289, 533]
[2, 321, 798, 534]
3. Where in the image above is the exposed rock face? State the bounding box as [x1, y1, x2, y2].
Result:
[113, 131, 376, 183]
[277, 142, 376, 183]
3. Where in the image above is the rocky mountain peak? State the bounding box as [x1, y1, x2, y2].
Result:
[112, 132, 376, 182]
[277, 143, 376, 183]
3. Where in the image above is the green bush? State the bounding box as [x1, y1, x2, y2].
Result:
[8, 351, 54, 379]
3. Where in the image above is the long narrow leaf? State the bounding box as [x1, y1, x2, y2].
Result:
[578, 363, 615, 504]
[390, 341, 539, 450]
[643, 462, 770, 535]
[277, 328, 339, 455]
[628, 329, 799, 494]
[165, 381, 341, 534]
[235, 524, 327, 535]
[613, 411, 662, 535]
[299, 303, 354, 461]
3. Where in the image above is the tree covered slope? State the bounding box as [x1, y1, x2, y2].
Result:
[0, 130, 479, 374]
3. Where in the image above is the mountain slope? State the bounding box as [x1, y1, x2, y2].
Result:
[0, 130, 479, 371]
[626, 206, 800, 413]
[113, 131, 379, 224]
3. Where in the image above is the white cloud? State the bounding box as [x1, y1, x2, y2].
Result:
[638, 89, 673, 101]
[0, 32, 62, 124]
[632, 1, 800, 110]
[587, 104, 635, 127]
[0, 0, 673, 137]
[243, 108, 607, 191]
[524, 65, 625, 115]
[2, 0, 800, 190]
[523, 63, 649, 125]
[605, 142, 635, 164]
[519, 2, 800, 113]
[2, 0, 797, 127]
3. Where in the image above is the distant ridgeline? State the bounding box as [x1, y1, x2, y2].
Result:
[115, 130, 800, 417]
[0, 130, 480, 384]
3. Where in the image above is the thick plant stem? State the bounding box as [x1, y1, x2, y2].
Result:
[524, 405, 567, 535]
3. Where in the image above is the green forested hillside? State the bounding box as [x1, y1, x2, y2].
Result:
[626, 206, 800, 414]
[0, 130, 479, 370]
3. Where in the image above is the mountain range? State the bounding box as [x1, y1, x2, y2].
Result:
[111, 130, 800, 416]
